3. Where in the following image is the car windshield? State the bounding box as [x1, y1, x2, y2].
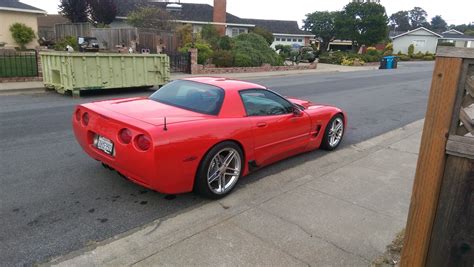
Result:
[149, 80, 225, 115]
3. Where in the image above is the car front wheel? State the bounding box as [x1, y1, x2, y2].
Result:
[321, 115, 345, 151]
[195, 142, 243, 199]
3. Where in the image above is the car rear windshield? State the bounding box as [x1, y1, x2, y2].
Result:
[149, 80, 225, 115]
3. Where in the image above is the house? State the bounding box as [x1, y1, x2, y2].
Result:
[0, 0, 46, 49]
[113, 0, 313, 49]
[438, 29, 474, 48]
[391, 27, 442, 54]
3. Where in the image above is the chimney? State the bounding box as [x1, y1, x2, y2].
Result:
[213, 0, 227, 36]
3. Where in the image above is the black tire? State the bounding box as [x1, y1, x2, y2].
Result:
[321, 114, 345, 151]
[194, 141, 244, 199]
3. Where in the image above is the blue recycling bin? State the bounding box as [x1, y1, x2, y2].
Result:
[383, 56, 398, 69]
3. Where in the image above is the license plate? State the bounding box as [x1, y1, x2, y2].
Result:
[96, 135, 114, 156]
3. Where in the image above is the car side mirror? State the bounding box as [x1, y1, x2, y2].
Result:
[292, 106, 303, 117]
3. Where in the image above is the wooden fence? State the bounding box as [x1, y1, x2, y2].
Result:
[54, 23, 91, 40]
[401, 46, 474, 266]
[91, 28, 139, 50]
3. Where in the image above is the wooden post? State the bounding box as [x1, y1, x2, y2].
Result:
[401, 47, 474, 266]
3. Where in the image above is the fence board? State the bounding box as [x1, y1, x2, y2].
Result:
[54, 23, 91, 41]
[400, 57, 463, 266]
[91, 28, 139, 50]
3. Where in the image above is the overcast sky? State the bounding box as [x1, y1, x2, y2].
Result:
[22, 0, 473, 26]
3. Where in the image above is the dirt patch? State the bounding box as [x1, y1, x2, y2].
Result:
[372, 229, 405, 266]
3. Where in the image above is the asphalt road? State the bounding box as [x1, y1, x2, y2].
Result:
[0, 61, 434, 266]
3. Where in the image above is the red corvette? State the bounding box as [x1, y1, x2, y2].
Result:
[73, 77, 346, 198]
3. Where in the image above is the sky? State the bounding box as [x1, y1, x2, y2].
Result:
[22, 0, 473, 26]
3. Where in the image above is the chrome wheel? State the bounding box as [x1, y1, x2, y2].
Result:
[207, 148, 241, 195]
[328, 117, 344, 147]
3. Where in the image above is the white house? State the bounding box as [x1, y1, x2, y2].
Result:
[391, 27, 442, 54]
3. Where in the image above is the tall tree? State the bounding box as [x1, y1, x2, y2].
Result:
[58, 0, 89, 23]
[430, 15, 448, 32]
[127, 7, 175, 32]
[335, 2, 388, 49]
[389, 11, 411, 32]
[303, 11, 337, 51]
[409, 7, 428, 29]
[88, 0, 117, 25]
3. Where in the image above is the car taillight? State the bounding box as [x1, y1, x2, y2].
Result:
[118, 128, 132, 144]
[82, 112, 89, 126]
[135, 135, 151, 151]
[75, 109, 81, 121]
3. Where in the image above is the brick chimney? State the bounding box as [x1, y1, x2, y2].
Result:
[213, 0, 227, 36]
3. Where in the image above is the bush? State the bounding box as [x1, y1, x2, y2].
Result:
[232, 33, 282, 67]
[201, 24, 220, 49]
[275, 44, 292, 60]
[366, 47, 379, 56]
[180, 42, 213, 65]
[251, 26, 274, 46]
[408, 44, 415, 57]
[423, 55, 435, 61]
[9, 23, 36, 50]
[398, 54, 411, 61]
[211, 50, 234, 67]
[412, 51, 425, 60]
[341, 57, 365, 66]
[54, 36, 78, 51]
[217, 36, 233, 50]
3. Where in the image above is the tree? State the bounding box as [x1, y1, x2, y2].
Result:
[201, 24, 220, 48]
[9, 23, 36, 50]
[127, 7, 175, 32]
[389, 11, 411, 32]
[430, 15, 448, 33]
[59, 0, 89, 23]
[251, 27, 274, 46]
[88, 0, 117, 25]
[334, 2, 388, 49]
[303, 11, 336, 51]
[409, 7, 428, 29]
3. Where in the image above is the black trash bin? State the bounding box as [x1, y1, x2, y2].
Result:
[379, 57, 387, 69]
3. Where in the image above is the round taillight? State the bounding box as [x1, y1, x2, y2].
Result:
[118, 128, 132, 144]
[75, 109, 81, 121]
[82, 112, 89, 126]
[135, 135, 151, 151]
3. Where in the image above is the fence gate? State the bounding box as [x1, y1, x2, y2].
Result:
[167, 52, 191, 73]
[0, 50, 39, 78]
[401, 46, 474, 266]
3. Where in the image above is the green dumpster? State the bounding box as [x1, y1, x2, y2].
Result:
[40, 52, 170, 96]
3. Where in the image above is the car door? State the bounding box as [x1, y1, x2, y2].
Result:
[240, 89, 312, 166]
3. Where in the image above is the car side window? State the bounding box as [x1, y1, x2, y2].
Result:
[240, 89, 294, 116]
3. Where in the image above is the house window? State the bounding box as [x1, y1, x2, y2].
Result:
[231, 28, 247, 37]
[298, 38, 303, 42]
[413, 40, 426, 47]
[276, 37, 281, 41]
[292, 38, 297, 42]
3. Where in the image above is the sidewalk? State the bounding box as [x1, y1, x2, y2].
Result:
[48, 120, 423, 266]
[0, 64, 378, 95]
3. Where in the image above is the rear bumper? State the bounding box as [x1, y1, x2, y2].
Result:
[72, 105, 190, 194]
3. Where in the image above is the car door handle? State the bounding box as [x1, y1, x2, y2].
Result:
[256, 122, 267, 128]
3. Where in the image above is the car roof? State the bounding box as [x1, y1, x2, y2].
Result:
[183, 77, 266, 91]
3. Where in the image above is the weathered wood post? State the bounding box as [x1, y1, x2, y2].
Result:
[401, 47, 474, 266]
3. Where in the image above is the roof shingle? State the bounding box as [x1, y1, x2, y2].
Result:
[0, 0, 45, 13]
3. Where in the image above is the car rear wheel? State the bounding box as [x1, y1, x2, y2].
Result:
[321, 114, 344, 151]
[195, 142, 243, 199]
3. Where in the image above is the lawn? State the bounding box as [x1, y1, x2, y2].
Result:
[0, 55, 38, 77]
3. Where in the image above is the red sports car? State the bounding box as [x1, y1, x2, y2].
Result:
[73, 77, 346, 198]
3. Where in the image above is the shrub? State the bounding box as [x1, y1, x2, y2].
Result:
[251, 26, 274, 46]
[423, 55, 435, 61]
[217, 36, 233, 50]
[366, 47, 378, 56]
[398, 54, 411, 61]
[176, 24, 193, 47]
[275, 44, 292, 60]
[201, 24, 220, 49]
[180, 42, 213, 65]
[341, 57, 365, 66]
[412, 51, 425, 60]
[232, 33, 282, 67]
[9, 23, 36, 50]
[54, 36, 78, 51]
[408, 44, 415, 57]
[211, 50, 234, 67]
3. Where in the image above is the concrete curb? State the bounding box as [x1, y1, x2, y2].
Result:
[46, 119, 424, 266]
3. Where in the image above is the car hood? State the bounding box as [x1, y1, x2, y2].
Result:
[92, 97, 211, 126]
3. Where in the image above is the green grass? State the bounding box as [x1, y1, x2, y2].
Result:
[0, 56, 38, 77]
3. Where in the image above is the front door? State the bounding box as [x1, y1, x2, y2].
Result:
[240, 89, 311, 165]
